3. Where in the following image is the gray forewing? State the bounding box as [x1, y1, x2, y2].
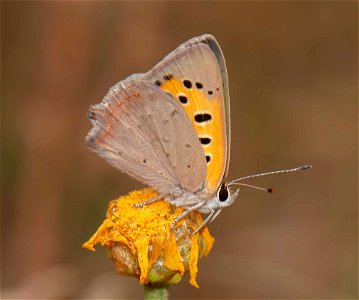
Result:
[86, 79, 207, 194]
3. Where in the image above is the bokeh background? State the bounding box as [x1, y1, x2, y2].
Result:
[1, 1, 357, 299]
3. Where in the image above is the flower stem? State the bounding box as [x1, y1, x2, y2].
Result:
[144, 284, 169, 300]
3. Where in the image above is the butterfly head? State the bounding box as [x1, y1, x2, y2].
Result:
[196, 183, 239, 213]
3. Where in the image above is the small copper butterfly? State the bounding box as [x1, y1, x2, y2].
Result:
[86, 34, 311, 233]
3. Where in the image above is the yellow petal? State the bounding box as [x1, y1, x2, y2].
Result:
[135, 238, 150, 284]
[82, 218, 116, 251]
[189, 232, 200, 288]
[201, 226, 215, 256]
[148, 235, 165, 270]
[163, 233, 185, 275]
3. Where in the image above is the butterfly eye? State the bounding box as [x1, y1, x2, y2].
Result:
[218, 185, 229, 202]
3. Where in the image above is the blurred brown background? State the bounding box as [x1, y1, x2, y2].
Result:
[1, 1, 357, 299]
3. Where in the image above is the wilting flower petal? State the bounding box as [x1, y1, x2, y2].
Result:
[83, 188, 214, 287]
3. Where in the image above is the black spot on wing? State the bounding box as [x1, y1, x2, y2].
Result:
[195, 113, 212, 123]
[178, 95, 188, 104]
[196, 82, 203, 89]
[199, 137, 211, 145]
[183, 80, 192, 89]
[163, 74, 173, 81]
[208, 90, 213, 95]
[206, 155, 211, 163]
[155, 80, 161, 86]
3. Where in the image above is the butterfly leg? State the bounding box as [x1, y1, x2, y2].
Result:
[170, 201, 206, 232]
[192, 209, 222, 235]
[209, 208, 222, 223]
[132, 193, 170, 208]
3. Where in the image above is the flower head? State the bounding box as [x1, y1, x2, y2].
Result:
[83, 188, 214, 288]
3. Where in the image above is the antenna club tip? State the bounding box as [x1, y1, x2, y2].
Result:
[267, 188, 274, 193]
[300, 164, 312, 170]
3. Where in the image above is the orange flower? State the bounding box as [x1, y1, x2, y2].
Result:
[83, 188, 215, 288]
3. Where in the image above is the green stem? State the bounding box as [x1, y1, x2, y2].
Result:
[144, 284, 169, 300]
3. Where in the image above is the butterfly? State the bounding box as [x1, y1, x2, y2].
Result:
[86, 34, 310, 234]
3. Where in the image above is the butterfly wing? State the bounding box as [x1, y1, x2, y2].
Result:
[86, 79, 207, 195]
[143, 34, 231, 195]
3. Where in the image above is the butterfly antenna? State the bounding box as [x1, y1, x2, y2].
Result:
[229, 164, 312, 185]
[228, 182, 273, 193]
